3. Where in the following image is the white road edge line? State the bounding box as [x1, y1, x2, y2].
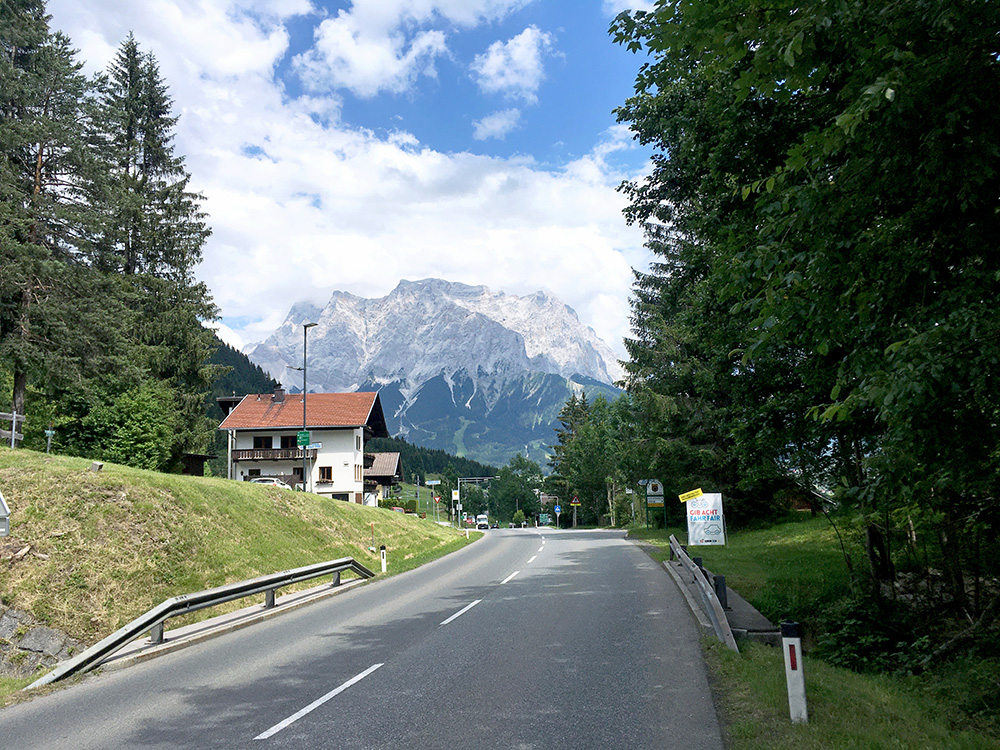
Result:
[440, 599, 482, 625]
[528, 556, 537, 564]
[254, 662, 383, 740]
[500, 571, 520, 585]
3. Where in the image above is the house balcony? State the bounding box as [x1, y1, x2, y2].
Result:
[232, 448, 317, 462]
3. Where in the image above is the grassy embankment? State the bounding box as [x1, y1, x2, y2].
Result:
[0, 449, 475, 696]
[632, 518, 998, 749]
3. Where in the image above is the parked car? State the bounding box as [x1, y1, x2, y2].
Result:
[250, 477, 287, 487]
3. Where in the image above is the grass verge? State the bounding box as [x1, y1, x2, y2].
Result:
[0, 448, 476, 696]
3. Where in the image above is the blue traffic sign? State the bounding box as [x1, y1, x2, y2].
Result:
[554, 505, 561, 513]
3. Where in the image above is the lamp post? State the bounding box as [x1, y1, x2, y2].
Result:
[302, 322, 317, 491]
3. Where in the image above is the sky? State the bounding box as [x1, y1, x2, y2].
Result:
[45, 0, 657, 359]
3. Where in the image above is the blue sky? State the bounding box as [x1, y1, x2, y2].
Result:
[46, 0, 656, 358]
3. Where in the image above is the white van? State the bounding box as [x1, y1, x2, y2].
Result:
[476, 514, 490, 530]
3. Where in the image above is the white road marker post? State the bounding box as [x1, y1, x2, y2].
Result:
[781, 621, 808, 723]
[380, 544, 387, 573]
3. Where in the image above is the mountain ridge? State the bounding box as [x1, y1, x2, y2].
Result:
[245, 279, 622, 465]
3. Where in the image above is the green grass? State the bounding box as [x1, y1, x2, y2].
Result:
[631, 515, 857, 634]
[706, 639, 996, 749]
[631, 517, 999, 747]
[0, 448, 475, 649]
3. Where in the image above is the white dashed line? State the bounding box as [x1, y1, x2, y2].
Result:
[500, 571, 520, 585]
[440, 599, 482, 625]
[254, 663, 383, 740]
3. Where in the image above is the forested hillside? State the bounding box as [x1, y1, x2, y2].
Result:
[366, 436, 497, 485]
[1, 4, 216, 471]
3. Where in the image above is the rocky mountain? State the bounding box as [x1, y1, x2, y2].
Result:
[245, 279, 623, 466]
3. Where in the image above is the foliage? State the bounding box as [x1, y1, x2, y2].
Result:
[611, 0, 1000, 636]
[367, 436, 497, 485]
[1, 5, 219, 471]
[489, 453, 542, 523]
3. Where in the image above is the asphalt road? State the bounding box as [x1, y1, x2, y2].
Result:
[1, 528, 723, 749]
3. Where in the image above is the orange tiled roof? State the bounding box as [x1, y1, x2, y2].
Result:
[219, 392, 384, 432]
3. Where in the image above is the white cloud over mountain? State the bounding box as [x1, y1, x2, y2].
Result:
[45, 0, 653, 359]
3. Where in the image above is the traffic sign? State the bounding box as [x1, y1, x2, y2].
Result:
[305, 443, 322, 450]
[296, 430, 311, 446]
[570, 496, 580, 506]
[554, 505, 561, 513]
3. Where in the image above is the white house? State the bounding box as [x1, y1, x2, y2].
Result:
[218, 388, 389, 504]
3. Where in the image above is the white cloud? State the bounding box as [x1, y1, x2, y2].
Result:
[292, 0, 534, 97]
[473, 108, 521, 140]
[470, 25, 554, 103]
[602, 0, 657, 15]
[44, 0, 651, 360]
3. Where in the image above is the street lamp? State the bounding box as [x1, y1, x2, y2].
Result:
[302, 322, 317, 491]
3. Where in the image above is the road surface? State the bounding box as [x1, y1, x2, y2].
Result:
[1, 528, 723, 749]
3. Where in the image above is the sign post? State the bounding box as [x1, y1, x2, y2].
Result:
[554, 504, 561, 528]
[570, 495, 580, 527]
[646, 480, 665, 529]
[0, 489, 9, 537]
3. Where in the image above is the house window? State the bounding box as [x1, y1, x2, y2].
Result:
[319, 466, 332, 483]
[292, 467, 303, 480]
[280, 435, 296, 450]
[253, 436, 271, 450]
[355, 464, 362, 482]
[356, 435, 361, 451]
[248, 469, 261, 477]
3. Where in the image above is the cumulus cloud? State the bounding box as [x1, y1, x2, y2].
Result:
[602, 0, 657, 15]
[44, 0, 651, 358]
[470, 25, 554, 103]
[473, 108, 521, 141]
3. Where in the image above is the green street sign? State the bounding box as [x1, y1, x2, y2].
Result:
[296, 430, 311, 446]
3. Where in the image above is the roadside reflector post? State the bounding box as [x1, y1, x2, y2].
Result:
[332, 570, 341, 587]
[781, 621, 808, 723]
[380, 545, 387, 573]
[264, 589, 275, 609]
[150, 623, 164, 645]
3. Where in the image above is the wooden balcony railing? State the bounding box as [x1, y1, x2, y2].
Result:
[232, 448, 317, 462]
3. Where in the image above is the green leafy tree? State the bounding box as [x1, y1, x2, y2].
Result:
[611, 0, 1000, 619]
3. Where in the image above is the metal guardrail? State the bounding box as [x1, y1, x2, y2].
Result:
[669, 535, 739, 652]
[27, 556, 375, 690]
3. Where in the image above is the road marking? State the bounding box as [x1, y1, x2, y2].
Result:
[254, 663, 383, 740]
[537, 546, 544, 552]
[528, 556, 537, 564]
[501, 570, 520, 585]
[440, 599, 482, 625]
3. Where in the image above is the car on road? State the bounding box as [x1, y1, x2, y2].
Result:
[476, 514, 490, 530]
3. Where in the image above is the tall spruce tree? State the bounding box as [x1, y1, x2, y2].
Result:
[0, 1, 129, 436]
[84, 34, 219, 468]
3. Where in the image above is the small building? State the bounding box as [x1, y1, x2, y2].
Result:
[218, 387, 389, 503]
[365, 452, 403, 505]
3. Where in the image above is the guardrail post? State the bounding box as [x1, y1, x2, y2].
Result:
[332, 570, 341, 587]
[380, 545, 387, 573]
[150, 623, 164, 644]
[264, 589, 275, 609]
[781, 621, 808, 723]
[714, 574, 729, 610]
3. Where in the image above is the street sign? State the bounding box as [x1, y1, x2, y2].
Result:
[570, 496, 580, 506]
[426, 480, 441, 486]
[554, 504, 561, 513]
[687, 493, 726, 546]
[539, 513, 550, 524]
[452, 490, 459, 501]
[679, 487, 704, 503]
[0, 490, 9, 538]
[296, 430, 311, 446]
[647, 479, 665, 508]
[305, 443, 322, 450]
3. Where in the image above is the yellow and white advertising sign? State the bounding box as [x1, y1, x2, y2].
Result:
[686, 493, 726, 546]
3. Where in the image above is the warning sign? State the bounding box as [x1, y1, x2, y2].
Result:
[686, 493, 726, 546]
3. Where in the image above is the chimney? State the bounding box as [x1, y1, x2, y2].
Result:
[272, 385, 285, 403]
